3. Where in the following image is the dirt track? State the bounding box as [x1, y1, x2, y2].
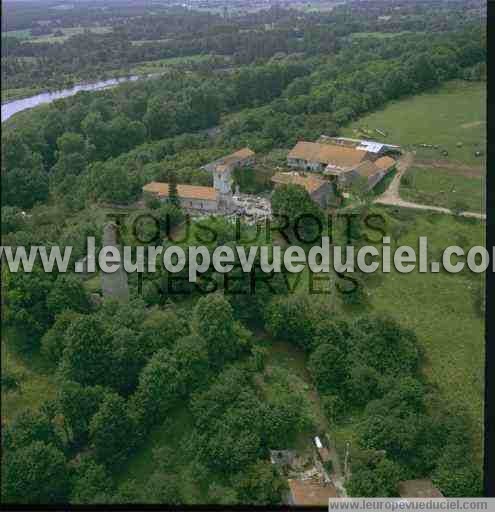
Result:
[373, 152, 486, 221]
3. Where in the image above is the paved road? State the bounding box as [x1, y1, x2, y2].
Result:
[374, 152, 486, 221]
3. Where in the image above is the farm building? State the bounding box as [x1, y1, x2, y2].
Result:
[270, 171, 335, 207]
[142, 181, 218, 213]
[287, 137, 398, 191]
[201, 147, 255, 196]
[287, 141, 367, 173]
[287, 479, 338, 506]
[317, 135, 401, 156]
[328, 155, 396, 191]
[314, 436, 331, 464]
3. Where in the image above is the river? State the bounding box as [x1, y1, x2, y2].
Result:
[1, 75, 141, 123]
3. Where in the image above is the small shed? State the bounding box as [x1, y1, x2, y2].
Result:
[314, 436, 331, 463]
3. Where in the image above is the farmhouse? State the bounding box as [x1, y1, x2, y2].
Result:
[287, 136, 398, 191]
[142, 181, 218, 213]
[329, 155, 396, 191]
[201, 147, 255, 196]
[270, 171, 335, 207]
[287, 141, 367, 173]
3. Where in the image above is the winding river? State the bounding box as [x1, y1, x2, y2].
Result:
[1, 75, 141, 123]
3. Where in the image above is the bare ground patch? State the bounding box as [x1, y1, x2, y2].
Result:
[460, 120, 485, 129]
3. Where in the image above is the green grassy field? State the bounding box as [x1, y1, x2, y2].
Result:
[3, 26, 112, 43]
[131, 39, 173, 46]
[401, 166, 485, 213]
[341, 80, 486, 166]
[29, 26, 113, 44]
[128, 54, 221, 75]
[292, 1, 344, 13]
[349, 31, 416, 39]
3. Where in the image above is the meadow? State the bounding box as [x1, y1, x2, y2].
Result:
[341, 80, 486, 167]
[128, 55, 218, 75]
[400, 166, 485, 213]
[25, 26, 113, 44]
[349, 31, 416, 39]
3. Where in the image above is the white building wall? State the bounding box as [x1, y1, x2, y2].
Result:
[213, 169, 233, 195]
[159, 195, 218, 212]
[288, 158, 324, 172]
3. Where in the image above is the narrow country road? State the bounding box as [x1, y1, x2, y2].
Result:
[374, 151, 486, 221]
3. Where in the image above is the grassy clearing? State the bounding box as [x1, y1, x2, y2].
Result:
[401, 166, 485, 213]
[131, 39, 173, 46]
[341, 80, 486, 166]
[264, 340, 328, 435]
[115, 406, 203, 503]
[128, 54, 220, 75]
[29, 26, 113, 44]
[293, 2, 343, 13]
[349, 31, 416, 39]
[83, 275, 101, 293]
[1, 336, 57, 424]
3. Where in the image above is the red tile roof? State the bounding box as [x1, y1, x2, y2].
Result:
[143, 181, 217, 201]
[288, 141, 367, 169]
[271, 172, 327, 194]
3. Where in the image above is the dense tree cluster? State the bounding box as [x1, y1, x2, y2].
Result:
[2, 290, 307, 504]
[265, 297, 482, 497]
